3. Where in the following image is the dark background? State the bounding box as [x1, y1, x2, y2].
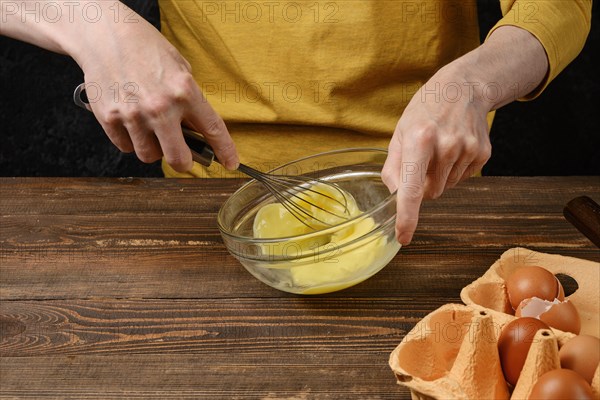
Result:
[1, 1, 598, 177]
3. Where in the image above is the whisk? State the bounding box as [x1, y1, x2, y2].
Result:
[181, 127, 351, 229]
[71, 83, 350, 229]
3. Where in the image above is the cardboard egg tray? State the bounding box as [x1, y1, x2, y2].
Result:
[389, 247, 600, 400]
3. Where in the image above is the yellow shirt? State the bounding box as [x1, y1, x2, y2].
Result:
[159, 0, 591, 178]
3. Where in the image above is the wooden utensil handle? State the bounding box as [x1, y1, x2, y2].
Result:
[563, 196, 600, 248]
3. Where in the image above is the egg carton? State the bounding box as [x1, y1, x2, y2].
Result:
[389, 248, 600, 400]
[461, 247, 599, 337]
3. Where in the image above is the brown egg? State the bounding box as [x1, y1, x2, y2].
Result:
[506, 266, 565, 311]
[559, 335, 600, 384]
[529, 369, 595, 400]
[498, 317, 551, 387]
[516, 297, 581, 334]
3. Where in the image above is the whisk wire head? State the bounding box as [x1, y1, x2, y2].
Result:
[238, 163, 351, 229]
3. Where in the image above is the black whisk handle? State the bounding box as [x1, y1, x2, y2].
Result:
[182, 127, 215, 167]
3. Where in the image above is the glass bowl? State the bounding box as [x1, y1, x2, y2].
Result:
[217, 148, 401, 294]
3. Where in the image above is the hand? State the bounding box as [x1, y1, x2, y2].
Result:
[1, 1, 239, 172]
[382, 26, 549, 245]
[75, 6, 239, 171]
[382, 65, 492, 245]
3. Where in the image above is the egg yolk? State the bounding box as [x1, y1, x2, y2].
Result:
[252, 183, 392, 293]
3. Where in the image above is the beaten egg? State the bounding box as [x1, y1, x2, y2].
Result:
[252, 183, 393, 293]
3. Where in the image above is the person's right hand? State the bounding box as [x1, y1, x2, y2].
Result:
[1, 1, 238, 171]
[73, 4, 238, 171]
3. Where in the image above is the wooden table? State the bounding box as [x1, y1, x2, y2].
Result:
[1, 177, 599, 399]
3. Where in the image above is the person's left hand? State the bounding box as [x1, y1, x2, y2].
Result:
[381, 63, 493, 245]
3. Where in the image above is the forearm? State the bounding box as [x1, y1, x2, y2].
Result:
[2, 0, 239, 172]
[436, 25, 549, 112]
[0, 1, 133, 66]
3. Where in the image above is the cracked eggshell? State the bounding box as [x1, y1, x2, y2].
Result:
[389, 304, 580, 400]
[505, 266, 564, 311]
[390, 249, 599, 399]
[516, 297, 581, 335]
[388, 304, 597, 400]
[461, 248, 600, 337]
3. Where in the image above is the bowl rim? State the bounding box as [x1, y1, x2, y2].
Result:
[217, 147, 397, 243]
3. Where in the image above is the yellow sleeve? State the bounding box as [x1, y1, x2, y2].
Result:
[486, 0, 592, 100]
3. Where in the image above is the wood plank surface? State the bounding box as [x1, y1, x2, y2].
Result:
[1, 177, 599, 399]
[0, 353, 406, 399]
[0, 298, 431, 356]
[2, 177, 598, 300]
